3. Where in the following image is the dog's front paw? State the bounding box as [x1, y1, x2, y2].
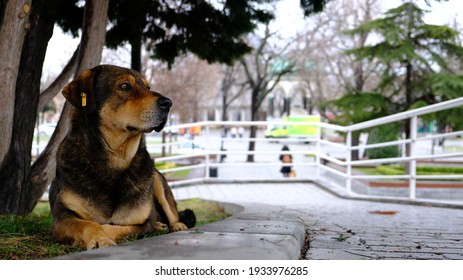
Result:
[154, 222, 169, 232]
[170, 222, 187, 232]
[86, 237, 116, 250]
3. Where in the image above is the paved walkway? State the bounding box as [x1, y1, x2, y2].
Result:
[61, 182, 463, 260]
[174, 183, 463, 260]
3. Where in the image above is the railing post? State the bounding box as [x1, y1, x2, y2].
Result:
[409, 116, 417, 199]
[346, 130, 352, 195]
[315, 125, 321, 181]
[205, 123, 210, 180]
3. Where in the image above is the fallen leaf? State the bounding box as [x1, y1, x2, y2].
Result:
[369, 210, 398, 215]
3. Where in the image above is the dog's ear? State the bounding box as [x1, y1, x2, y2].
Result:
[62, 69, 96, 112]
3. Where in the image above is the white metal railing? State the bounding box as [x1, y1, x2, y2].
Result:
[342, 97, 463, 201]
[153, 97, 463, 205]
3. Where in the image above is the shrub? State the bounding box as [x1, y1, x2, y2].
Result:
[365, 124, 400, 159]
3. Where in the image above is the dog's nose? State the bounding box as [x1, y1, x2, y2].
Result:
[157, 97, 172, 110]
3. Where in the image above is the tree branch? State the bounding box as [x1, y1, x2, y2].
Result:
[38, 46, 79, 112]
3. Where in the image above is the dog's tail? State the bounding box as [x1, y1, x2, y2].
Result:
[179, 209, 196, 228]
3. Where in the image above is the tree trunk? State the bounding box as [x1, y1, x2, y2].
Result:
[404, 119, 411, 174]
[29, 0, 109, 214]
[351, 133, 360, 161]
[16, 0, 61, 214]
[246, 125, 257, 162]
[246, 90, 259, 162]
[0, 0, 31, 172]
[0, 0, 55, 215]
[131, 38, 142, 72]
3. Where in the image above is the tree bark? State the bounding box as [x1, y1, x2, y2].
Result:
[246, 89, 259, 162]
[28, 0, 109, 214]
[0, 0, 31, 171]
[0, 0, 55, 215]
[131, 38, 142, 72]
[351, 134, 360, 160]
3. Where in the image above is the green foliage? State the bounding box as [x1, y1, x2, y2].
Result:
[365, 124, 400, 159]
[345, 2, 463, 103]
[54, 0, 83, 38]
[417, 165, 463, 174]
[331, 92, 391, 126]
[339, 2, 463, 135]
[426, 73, 463, 99]
[56, 1, 328, 66]
[107, 0, 275, 65]
[300, 0, 330, 17]
[359, 165, 463, 176]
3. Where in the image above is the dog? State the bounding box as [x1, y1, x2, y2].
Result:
[49, 64, 195, 250]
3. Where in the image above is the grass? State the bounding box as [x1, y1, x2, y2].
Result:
[444, 145, 463, 152]
[0, 210, 80, 260]
[0, 199, 230, 260]
[177, 198, 230, 226]
[355, 165, 463, 177]
[155, 161, 193, 179]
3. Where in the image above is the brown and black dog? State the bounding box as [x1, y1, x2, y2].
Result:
[49, 64, 195, 250]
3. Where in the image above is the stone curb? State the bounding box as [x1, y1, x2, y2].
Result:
[57, 204, 307, 260]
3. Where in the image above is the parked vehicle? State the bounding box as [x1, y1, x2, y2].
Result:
[265, 115, 320, 139]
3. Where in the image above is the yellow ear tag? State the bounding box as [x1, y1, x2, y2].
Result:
[81, 92, 87, 107]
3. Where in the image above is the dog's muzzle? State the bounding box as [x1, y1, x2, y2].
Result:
[152, 96, 171, 132]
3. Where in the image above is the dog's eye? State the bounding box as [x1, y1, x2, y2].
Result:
[119, 82, 131, 90]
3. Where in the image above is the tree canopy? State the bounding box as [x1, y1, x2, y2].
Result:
[55, 0, 329, 69]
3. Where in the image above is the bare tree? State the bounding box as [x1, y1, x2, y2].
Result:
[240, 25, 296, 162]
[145, 54, 220, 123]
[220, 64, 247, 124]
[296, 0, 381, 114]
[295, 0, 381, 160]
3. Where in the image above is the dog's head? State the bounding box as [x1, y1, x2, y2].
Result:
[62, 65, 172, 133]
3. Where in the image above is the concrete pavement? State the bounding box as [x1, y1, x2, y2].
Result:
[59, 181, 463, 260]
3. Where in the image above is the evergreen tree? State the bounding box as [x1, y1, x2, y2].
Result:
[334, 2, 463, 159]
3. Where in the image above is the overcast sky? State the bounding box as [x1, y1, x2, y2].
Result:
[42, 0, 463, 79]
[271, 0, 463, 36]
